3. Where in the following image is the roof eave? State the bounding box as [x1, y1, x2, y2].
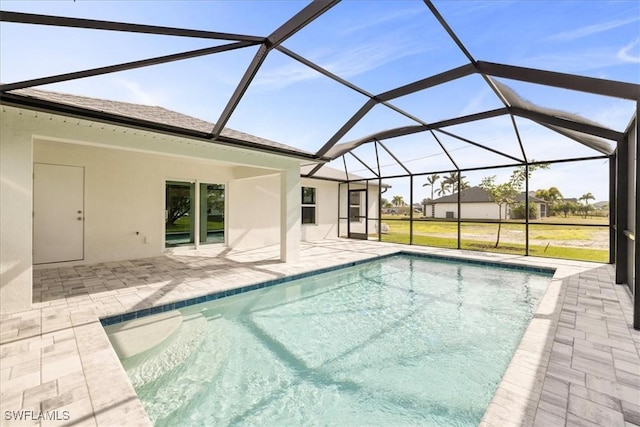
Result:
[0, 92, 325, 162]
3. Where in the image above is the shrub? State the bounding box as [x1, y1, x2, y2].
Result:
[510, 202, 538, 219]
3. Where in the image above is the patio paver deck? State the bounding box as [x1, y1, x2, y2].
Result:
[1, 240, 638, 426]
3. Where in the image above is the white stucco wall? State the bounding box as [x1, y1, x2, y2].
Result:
[228, 173, 280, 249]
[0, 108, 33, 312]
[300, 178, 339, 241]
[432, 202, 541, 220]
[461, 203, 506, 220]
[0, 106, 301, 313]
[34, 139, 241, 263]
[433, 202, 506, 220]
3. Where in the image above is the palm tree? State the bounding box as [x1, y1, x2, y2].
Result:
[391, 195, 404, 207]
[423, 174, 440, 200]
[443, 171, 469, 193]
[436, 181, 450, 197]
[579, 192, 595, 218]
[579, 192, 595, 205]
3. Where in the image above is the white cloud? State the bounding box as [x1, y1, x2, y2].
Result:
[519, 48, 626, 74]
[459, 89, 490, 116]
[545, 17, 639, 42]
[617, 38, 640, 63]
[254, 36, 432, 90]
[322, 39, 430, 79]
[593, 99, 636, 130]
[251, 62, 319, 89]
[116, 79, 163, 105]
[339, 7, 423, 36]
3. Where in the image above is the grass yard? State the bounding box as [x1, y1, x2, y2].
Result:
[378, 215, 609, 263]
[166, 217, 223, 232]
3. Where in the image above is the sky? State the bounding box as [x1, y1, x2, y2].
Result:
[1, 0, 639, 203]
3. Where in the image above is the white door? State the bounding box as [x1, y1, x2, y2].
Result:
[33, 163, 85, 264]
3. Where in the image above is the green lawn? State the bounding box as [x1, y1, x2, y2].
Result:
[378, 215, 609, 263]
[169, 215, 608, 262]
[166, 217, 223, 233]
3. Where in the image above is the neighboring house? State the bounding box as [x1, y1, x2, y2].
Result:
[0, 88, 380, 314]
[426, 186, 547, 220]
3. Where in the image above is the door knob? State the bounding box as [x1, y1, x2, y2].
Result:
[77, 217, 83, 221]
[77, 210, 82, 214]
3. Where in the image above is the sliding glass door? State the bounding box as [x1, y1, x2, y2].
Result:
[165, 181, 225, 248]
[165, 181, 195, 247]
[200, 183, 225, 244]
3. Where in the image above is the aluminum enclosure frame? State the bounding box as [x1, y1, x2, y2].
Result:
[1, 0, 639, 328]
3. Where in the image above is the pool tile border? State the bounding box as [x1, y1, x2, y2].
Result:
[99, 250, 555, 326]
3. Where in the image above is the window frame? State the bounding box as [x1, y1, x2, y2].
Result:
[301, 186, 317, 225]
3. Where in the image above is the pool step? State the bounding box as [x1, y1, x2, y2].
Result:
[121, 312, 209, 388]
[105, 311, 183, 360]
[131, 315, 234, 423]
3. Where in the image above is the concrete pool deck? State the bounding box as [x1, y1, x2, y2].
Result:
[1, 239, 638, 426]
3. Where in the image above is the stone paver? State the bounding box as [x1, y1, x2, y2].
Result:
[0, 240, 638, 426]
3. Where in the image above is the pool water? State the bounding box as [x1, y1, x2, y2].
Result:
[107, 255, 552, 426]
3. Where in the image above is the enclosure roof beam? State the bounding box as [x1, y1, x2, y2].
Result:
[289, 47, 459, 160]
[0, 10, 264, 42]
[277, 46, 374, 99]
[376, 63, 476, 102]
[422, 1, 476, 65]
[0, 41, 258, 92]
[349, 151, 379, 178]
[212, 1, 339, 137]
[537, 123, 612, 155]
[376, 140, 412, 175]
[429, 130, 458, 171]
[266, 0, 339, 47]
[324, 108, 509, 159]
[510, 107, 624, 141]
[211, 45, 268, 137]
[434, 128, 524, 163]
[477, 61, 640, 100]
[316, 99, 379, 159]
[305, 163, 327, 178]
[423, 1, 512, 112]
[510, 115, 528, 163]
[428, 107, 509, 129]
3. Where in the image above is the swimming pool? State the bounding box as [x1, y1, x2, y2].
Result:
[105, 254, 552, 426]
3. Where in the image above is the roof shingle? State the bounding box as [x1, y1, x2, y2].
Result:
[6, 87, 312, 156]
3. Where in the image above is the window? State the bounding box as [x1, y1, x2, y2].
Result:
[301, 187, 316, 224]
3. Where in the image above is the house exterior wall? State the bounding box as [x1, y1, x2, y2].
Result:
[300, 178, 339, 241]
[433, 202, 507, 220]
[34, 139, 291, 260]
[0, 107, 33, 312]
[228, 173, 281, 249]
[432, 202, 541, 220]
[0, 106, 301, 313]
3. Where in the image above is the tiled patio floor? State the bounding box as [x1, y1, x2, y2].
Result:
[1, 240, 638, 426]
